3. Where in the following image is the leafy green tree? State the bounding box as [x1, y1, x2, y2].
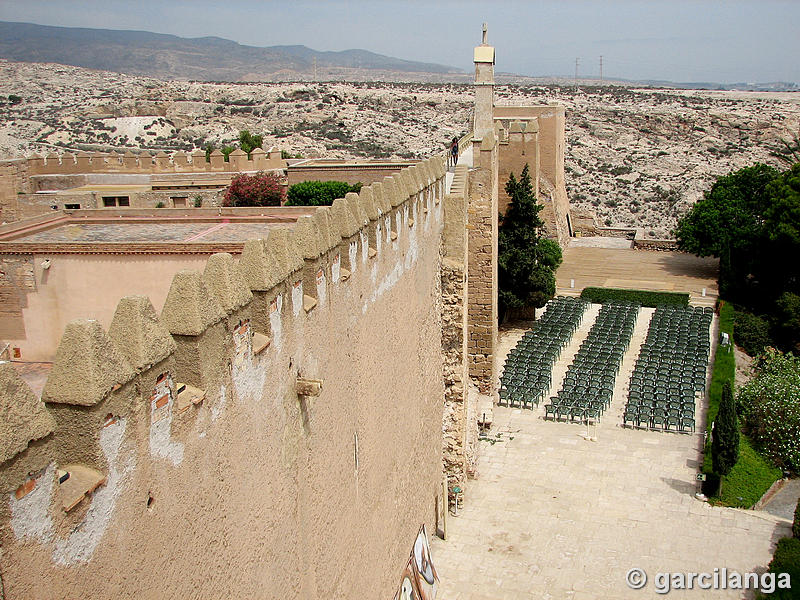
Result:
[498, 164, 562, 321]
[675, 164, 779, 302]
[239, 130, 264, 157]
[775, 292, 800, 352]
[764, 163, 800, 284]
[712, 381, 740, 478]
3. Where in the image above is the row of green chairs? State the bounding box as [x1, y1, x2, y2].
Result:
[623, 305, 712, 432]
[500, 297, 589, 408]
[545, 301, 641, 423]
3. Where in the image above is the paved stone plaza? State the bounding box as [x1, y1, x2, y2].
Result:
[556, 246, 719, 308]
[431, 323, 791, 599]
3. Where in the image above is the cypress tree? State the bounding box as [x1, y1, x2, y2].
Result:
[712, 380, 740, 477]
[498, 164, 562, 321]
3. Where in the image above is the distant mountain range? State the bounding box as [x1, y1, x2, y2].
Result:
[0, 21, 464, 81]
[0, 21, 796, 90]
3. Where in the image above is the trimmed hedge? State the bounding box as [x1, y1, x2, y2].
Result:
[579, 287, 689, 307]
[702, 301, 781, 505]
[285, 180, 362, 206]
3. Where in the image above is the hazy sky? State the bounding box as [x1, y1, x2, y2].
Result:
[1, 0, 798, 83]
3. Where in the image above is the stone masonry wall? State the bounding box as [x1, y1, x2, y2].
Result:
[440, 163, 470, 491]
[466, 135, 498, 390]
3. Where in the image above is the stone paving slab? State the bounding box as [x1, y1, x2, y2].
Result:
[433, 323, 789, 600]
[762, 479, 800, 522]
[432, 407, 789, 599]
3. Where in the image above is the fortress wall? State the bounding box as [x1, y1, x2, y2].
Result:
[497, 121, 540, 215]
[494, 105, 571, 247]
[0, 160, 28, 223]
[3, 254, 209, 362]
[27, 148, 286, 177]
[286, 162, 413, 186]
[0, 158, 449, 599]
[441, 164, 471, 490]
[466, 134, 499, 389]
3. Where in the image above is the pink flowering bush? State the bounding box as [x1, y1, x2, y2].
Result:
[223, 172, 284, 207]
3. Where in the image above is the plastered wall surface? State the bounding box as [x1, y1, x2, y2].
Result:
[3, 254, 208, 362]
[0, 160, 448, 599]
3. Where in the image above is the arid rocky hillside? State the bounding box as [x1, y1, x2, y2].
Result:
[2, 61, 798, 238]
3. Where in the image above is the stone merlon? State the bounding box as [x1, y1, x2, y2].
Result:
[0, 362, 56, 463]
[108, 295, 177, 372]
[42, 319, 136, 406]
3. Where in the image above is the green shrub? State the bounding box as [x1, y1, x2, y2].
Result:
[763, 537, 800, 598]
[155, 201, 165, 208]
[579, 287, 689, 307]
[285, 180, 362, 206]
[734, 309, 772, 356]
[738, 351, 800, 471]
[794, 498, 800, 539]
[715, 436, 780, 507]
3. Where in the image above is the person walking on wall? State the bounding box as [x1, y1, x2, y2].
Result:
[449, 136, 459, 169]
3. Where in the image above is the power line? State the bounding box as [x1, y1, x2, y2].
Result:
[600, 55, 603, 82]
[575, 57, 579, 85]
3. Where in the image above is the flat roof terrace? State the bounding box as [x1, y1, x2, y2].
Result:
[0, 207, 315, 255]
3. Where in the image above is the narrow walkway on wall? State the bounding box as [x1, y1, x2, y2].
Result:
[599, 307, 654, 430]
[445, 144, 474, 194]
[533, 302, 601, 419]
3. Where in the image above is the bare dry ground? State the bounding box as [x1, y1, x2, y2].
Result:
[2, 60, 798, 237]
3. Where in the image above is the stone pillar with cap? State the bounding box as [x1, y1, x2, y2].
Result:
[473, 23, 495, 142]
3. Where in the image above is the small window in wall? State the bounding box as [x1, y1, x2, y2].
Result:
[171, 196, 188, 208]
[64, 203, 81, 210]
[102, 196, 130, 207]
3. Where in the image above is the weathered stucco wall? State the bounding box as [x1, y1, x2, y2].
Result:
[0, 158, 449, 599]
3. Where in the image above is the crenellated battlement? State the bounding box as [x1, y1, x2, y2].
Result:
[0, 158, 448, 591]
[20, 147, 286, 176]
